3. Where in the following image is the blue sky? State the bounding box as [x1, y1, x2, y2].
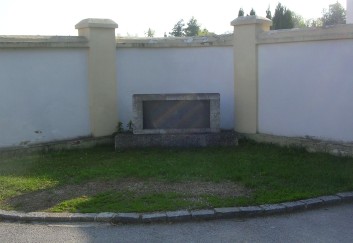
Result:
[0, 0, 347, 37]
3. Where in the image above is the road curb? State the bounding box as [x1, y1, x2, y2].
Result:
[1, 192, 352, 224]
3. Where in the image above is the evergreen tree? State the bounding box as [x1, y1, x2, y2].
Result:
[238, 8, 244, 17]
[169, 19, 185, 37]
[145, 28, 155, 37]
[272, 3, 294, 30]
[266, 6, 272, 19]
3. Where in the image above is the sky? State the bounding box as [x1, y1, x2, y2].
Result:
[0, 0, 347, 37]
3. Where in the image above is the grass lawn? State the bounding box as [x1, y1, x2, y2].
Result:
[0, 139, 352, 213]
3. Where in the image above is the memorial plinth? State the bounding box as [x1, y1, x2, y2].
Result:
[115, 93, 238, 149]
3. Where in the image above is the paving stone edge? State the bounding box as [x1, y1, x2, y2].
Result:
[0, 192, 352, 224]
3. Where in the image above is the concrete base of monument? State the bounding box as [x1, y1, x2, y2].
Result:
[115, 131, 238, 150]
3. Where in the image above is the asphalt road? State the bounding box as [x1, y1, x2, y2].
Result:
[1, 204, 352, 243]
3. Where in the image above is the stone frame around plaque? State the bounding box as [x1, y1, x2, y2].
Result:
[133, 93, 220, 134]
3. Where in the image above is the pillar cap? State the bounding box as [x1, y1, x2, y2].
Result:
[231, 16, 272, 27]
[75, 18, 118, 29]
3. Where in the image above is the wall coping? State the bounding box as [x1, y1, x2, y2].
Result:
[75, 18, 118, 29]
[231, 16, 272, 27]
[0, 35, 88, 48]
[258, 24, 353, 44]
[116, 34, 233, 48]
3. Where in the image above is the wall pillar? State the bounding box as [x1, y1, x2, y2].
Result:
[348, 0, 353, 24]
[231, 16, 272, 134]
[75, 19, 118, 137]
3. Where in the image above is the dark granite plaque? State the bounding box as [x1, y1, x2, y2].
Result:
[143, 100, 210, 129]
[133, 93, 220, 134]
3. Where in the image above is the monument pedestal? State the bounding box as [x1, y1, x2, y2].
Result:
[115, 131, 238, 150]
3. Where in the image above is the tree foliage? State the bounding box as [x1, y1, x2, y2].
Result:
[184, 17, 201, 36]
[145, 28, 155, 37]
[266, 7, 272, 20]
[305, 18, 323, 28]
[170, 17, 207, 37]
[198, 28, 215, 36]
[272, 3, 294, 30]
[238, 8, 244, 17]
[169, 19, 185, 37]
[322, 2, 346, 26]
[292, 13, 306, 28]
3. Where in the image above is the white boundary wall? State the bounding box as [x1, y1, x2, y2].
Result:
[258, 39, 353, 142]
[116, 47, 235, 129]
[2, 18, 353, 150]
[0, 48, 90, 147]
[348, 0, 353, 23]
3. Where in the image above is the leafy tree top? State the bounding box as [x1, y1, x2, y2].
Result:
[322, 2, 346, 26]
[169, 19, 185, 37]
[184, 17, 201, 37]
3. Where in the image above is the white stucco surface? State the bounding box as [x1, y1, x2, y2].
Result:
[348, 0, 353, 24]
[116, 47, 234, 129]
[258, 39, 353, 142]
[0, 49, 91, 147]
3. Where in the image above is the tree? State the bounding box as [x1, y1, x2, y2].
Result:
[292, 13, 306, 28]
[198, 28, 215, 36]
[170, 17, 209, 37]
[266, 7, 272, 20]
[169, 19, 185, 37]
[184, 17, 201, 36]
[272, 3, 294, 30]
[250, 8, 256, 16]
[145, 28, 155, 37]
[238, 8, 244, 17]
[321, 2, 346, 26]
[306, 18, 323, 27]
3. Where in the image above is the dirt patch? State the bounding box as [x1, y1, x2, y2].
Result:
[3, 179, 251, 212]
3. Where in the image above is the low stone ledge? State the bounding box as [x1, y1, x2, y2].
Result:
[0, 136, 114, 157]
[242, 133, 353, 157]
[44, 213, 76, 222]
[336, 192, 353, 201]
[142, 213, 167, 223]
[115, 131, 238, 149]
[300, 198, 324, 209]
[0, 193, 352, 224]
[280, 201, 307, 212]
[166, 210, 191, 222]
[22, 212, 49, 222]
[112, 213, 141, 224]
[70, 213, 97, 222]
[317, 195, 342, 205]
[259, 204, 287, 215]
[191, 210, 216, 220]
[96, 212, 117, 222]
[238, 206, 264, 217]
[214, 207, 242, 218]
[0, 210, 24, 221]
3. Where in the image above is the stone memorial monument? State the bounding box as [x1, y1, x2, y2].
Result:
[115, 93, 237, 149]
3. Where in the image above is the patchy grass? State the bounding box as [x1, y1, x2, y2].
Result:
[0, 139, 353, 213]
[51, 191, 214, 213]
